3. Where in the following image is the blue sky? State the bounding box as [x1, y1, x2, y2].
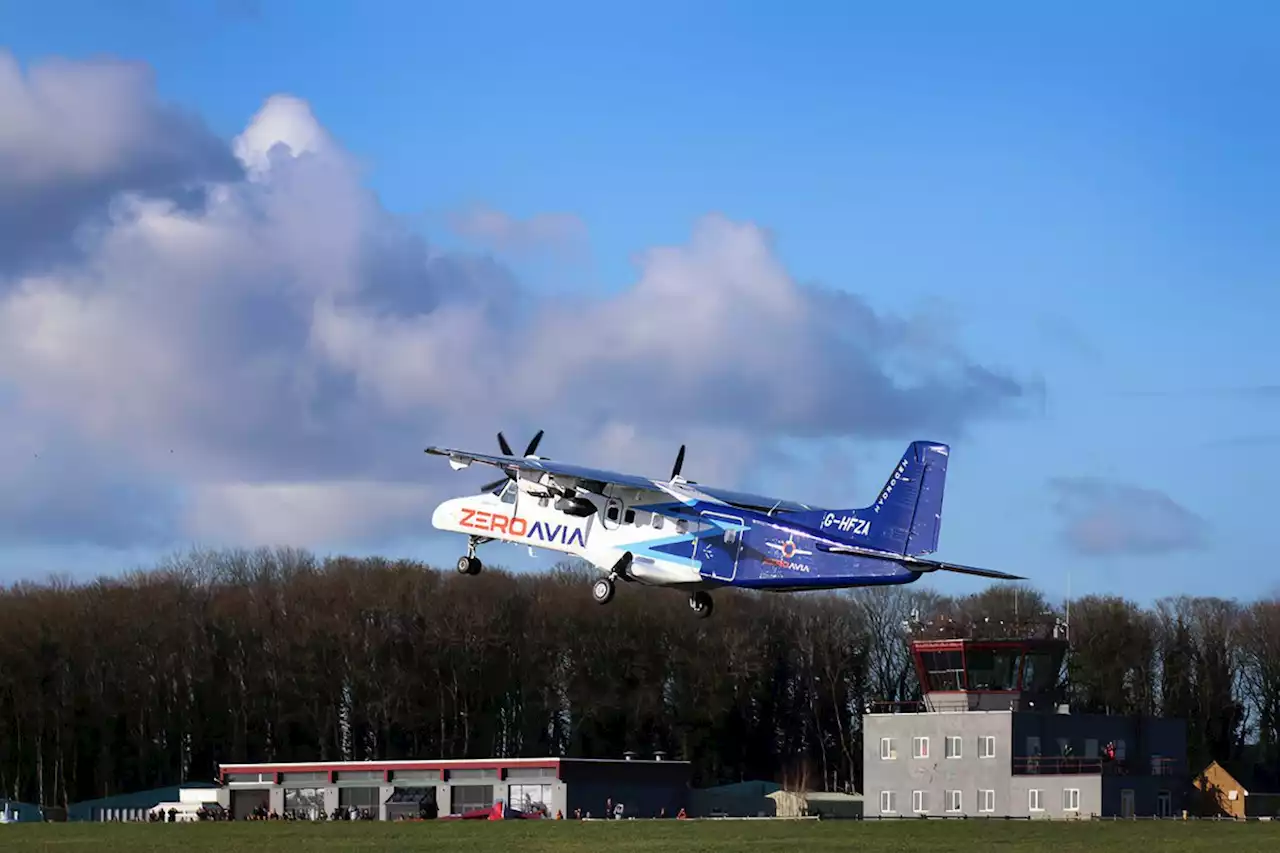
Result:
[0, 0, 1277, 604]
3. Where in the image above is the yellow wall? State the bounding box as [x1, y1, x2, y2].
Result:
[1192, 762, 1245, 818]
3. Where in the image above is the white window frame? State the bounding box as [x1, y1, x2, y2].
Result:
[880, 737, 897, 760]
[912, 736, 929, 759]
[979, 735, 995, 758]
[945, 735, 962, 758]
[1029, 789, 1044, 812]
[912, 790, 928, 813]
[1063, 788, 1080, 812]
[979, 789, 995, 813]
[946, 790, 961, 813]
[880, 790, 896, 814]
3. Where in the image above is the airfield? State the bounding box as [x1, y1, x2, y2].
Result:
[3, 817, 1280, 853]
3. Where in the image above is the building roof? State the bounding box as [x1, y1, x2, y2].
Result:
[218, 756, 687, 780]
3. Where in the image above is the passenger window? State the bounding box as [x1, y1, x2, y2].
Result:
[607, 504, 619, 522]
[538, 496, 549, 508]
[624, 509, 636, 524]
[653, 515, 664, 529]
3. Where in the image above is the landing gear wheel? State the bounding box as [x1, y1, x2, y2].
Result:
[456, 555, 481, 575]
[688, 591, 714, 619]
[592, 577, 615, 605]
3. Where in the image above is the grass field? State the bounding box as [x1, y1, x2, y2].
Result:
[3, 819, 1280, 853]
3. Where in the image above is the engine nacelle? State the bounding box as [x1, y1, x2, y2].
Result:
[555, 496, 597, 517]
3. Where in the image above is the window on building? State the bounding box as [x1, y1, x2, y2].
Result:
[979, 735, 995, 759]
[912, 736, 929, 759]
[880, 790, 896, 814]
[912, 790, 928, 813]
[965, 645, 1023, 691]
[1085, 738, 1098, 759]
[339, 787, 379, 810]
[284, 788, 324, 820]
[510, 784, 552, 815]
[1057, 737, 1070, 756]
[979, 789, 995, 813]
[919, 648, 966, 691]
[1063, 788, 1080, 812]
[1115, 739, 1127, 761]
[1157, 790, 1172, 817]
[451, 785, 495, 814]
[880, 738, 897, 760]
[945, 735, 962, 758]
[946, 790, 961, 812]
[1151, 753, 1165, 775]
[1029, 789, 1044, 812]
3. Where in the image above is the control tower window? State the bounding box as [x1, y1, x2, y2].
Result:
[965, 647, 1023, 691]
[919, 649, 965, 691]
[1021, 651, 1058, 692]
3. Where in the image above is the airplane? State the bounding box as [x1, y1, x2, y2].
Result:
[424, 432, 1024, 619]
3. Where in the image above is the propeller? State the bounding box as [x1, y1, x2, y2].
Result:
[480, 429, 545, 493]
[670, 444, 686, 481]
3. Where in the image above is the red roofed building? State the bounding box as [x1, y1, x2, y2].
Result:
[215, 755, 690, 821]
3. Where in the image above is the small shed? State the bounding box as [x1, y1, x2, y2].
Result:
[1194, 760, 1280, 819]
[1, 799, 44, 822]
[768, 790, 863, 819]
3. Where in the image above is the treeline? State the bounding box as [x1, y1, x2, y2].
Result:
[1, 548, 1278, 807]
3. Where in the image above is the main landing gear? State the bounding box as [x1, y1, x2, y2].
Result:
[587, 553, 715, 619]
[456, 536, 486, 576]
[688, 591, 713, 619]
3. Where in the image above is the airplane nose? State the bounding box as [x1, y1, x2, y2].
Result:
[430, 499, 452, 530]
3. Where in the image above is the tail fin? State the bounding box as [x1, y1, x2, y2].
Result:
[790, 441, 949, 556]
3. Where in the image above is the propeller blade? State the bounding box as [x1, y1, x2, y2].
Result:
[523, 429, 545, 457]
[671, 444, 686, 480]
[480, 477, 508, 493]
[497, 432, 514, 457]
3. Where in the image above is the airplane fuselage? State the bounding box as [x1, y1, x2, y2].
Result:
[425, 436, 1022, 619]
[430, 482, 921, 593]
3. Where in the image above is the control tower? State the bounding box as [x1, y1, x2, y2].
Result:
[909, 636, 1068, 713]
[862, 633, 1187, 819]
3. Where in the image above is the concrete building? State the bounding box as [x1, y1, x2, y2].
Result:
[216, 755, 691, 820]
[864, 636, 1188, 820]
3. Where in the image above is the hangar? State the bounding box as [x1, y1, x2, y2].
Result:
[216, 755, 692, 820]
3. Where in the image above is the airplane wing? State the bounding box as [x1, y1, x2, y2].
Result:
[819, 543, 1026, 581]
[423, 445, 818, 512]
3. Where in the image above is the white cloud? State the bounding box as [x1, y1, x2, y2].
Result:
[0, 51, 1032, 555]
[447, 204, 586, 256]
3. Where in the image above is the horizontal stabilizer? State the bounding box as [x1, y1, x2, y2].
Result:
[820, 543, 1025, 581]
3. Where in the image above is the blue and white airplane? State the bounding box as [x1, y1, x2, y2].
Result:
[425, 432, 1024, 619]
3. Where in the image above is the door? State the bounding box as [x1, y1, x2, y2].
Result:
[694, 511, 744, 582]
[1120, 788, 1135, 818]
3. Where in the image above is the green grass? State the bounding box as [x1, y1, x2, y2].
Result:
[2, 818, 1279, 853]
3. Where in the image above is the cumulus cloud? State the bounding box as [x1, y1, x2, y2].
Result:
[0, 51, 241, 274]
[447, 204, 587, 257]
[0, 50, 1035, 555]
[1048, 477, 1208, 556]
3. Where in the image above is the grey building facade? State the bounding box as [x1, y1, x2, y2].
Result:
[864, 637, 1187, 819]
